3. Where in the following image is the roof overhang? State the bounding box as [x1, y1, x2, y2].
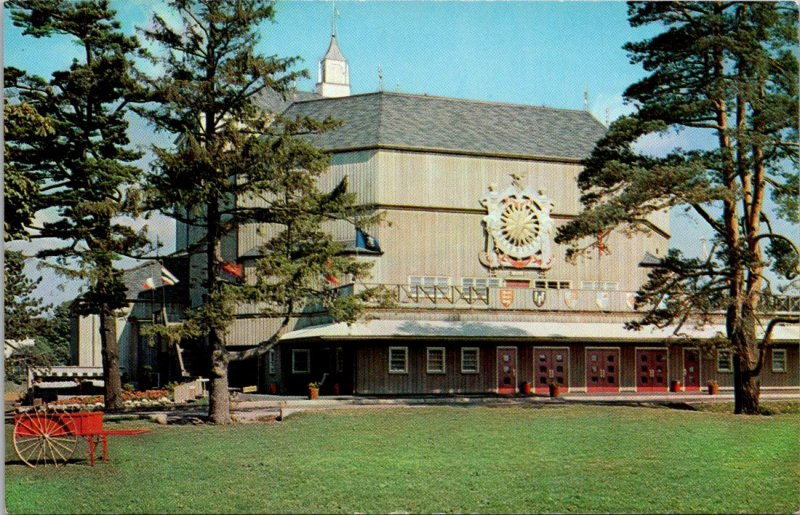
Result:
[281, 319, 800, 343]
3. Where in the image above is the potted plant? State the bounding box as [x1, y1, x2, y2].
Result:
[522, 381, 532, 395]
[548, 381, 561, 398]
[308, 382, 321, 400]
[707, 380, 719, 395]
[670, 380, 681, 393]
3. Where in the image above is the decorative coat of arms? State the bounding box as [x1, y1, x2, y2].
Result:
[479, 174, 555, 270]
[532, 290, 547, 307]
[499, 288, 515, 308]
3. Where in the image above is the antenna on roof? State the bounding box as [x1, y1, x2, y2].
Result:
[395, 82, 400, 92]
[378, 66, 384, 92]
[583, 87, 589, 111]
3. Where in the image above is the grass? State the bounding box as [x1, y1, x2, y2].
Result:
[5, 405, 800, 513]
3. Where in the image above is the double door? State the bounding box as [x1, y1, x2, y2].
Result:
[534, 348, 569, 393]
[586, 348, 620, 392]
[636, 348, 668, 392]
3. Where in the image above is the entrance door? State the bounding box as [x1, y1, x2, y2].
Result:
[496, 347, 518, 394]
[683, 349, 700, 391]
[636, 348, 668, 392]
[534, 348, 569, 393]
[586, 348, 620, 392]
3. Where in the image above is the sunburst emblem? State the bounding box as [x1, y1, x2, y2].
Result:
[500, 202, 540, 248]
[479, 175, 555, 269]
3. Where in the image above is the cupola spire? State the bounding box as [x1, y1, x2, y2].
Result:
[316, 2, 350, 98]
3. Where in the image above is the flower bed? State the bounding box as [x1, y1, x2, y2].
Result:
[46, 389, 173, 410]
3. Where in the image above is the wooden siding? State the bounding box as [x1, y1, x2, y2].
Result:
[291, 340, 800, 395]
[369, 209, 665, 291]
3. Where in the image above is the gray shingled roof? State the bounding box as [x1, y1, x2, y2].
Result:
[283, 92, 606, 160]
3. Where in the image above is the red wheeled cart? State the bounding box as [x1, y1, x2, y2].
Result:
[13, 409, 150, 467]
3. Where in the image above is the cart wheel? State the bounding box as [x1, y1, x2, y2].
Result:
[13, 410, 78, 467]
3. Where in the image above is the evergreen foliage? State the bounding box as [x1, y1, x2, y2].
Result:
[4, 251, 71, 383]
[139, 0, 378, 423]
[556, 2, 799, 414]
[5, 0, 147, 409]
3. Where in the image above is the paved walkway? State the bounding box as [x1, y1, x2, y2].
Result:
[220, 390, 800, 423]
[97, 390, 799, 424]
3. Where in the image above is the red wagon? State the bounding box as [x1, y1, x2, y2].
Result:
[13, 409, 150, 467]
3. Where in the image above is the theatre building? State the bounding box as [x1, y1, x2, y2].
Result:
[222, 32, 800, 395]
[72, 29, 800, 395]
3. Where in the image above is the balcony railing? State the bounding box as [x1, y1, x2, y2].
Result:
[356, 284, 800, 314]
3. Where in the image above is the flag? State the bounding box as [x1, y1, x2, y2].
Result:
[161, 266, 179, 286]
[323, 258, 341, 286]
[221, 262, 243, 279]
[355, 228, 381, 252]
[143, 277, 156, 290]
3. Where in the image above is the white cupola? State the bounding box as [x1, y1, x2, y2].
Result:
[315, 7, 350, 98]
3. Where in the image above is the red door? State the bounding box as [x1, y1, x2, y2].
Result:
[636, 349, 668, 392]
[497, 348, 518, 394]
[534, 348, 569, 393]
[683, 349, 700, 391]
[586, 348, 619, 392]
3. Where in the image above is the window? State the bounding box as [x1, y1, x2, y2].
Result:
[772, 349, 786, 373]
[461, 347, 479, 373]
[427, 347, 446, 374]
[717, 350, 733, 373]
[581, 281, 619, 290]
[409, 276, 450, 294]
[389, 347, 408, 374]
[336, 347, 344, 373]
[292, 349, 310, 374]
[533, 280, 572, 290]
[461, 277, 504, 289]
[268, 349, 277, 374]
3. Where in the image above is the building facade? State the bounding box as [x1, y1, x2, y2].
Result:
[73, 30, 800, 395]
[223, 32, 800, 395]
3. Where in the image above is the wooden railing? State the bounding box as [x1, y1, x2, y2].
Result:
[354, 284, 800, 314]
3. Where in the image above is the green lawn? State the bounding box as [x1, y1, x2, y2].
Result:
[6, 405, 800, 513]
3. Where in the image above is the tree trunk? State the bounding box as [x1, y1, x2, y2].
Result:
[730, 304, 761, 415]
[207, 331, 231, 424]
[738, 369, 760, 415]
[100, 307, 124, 411]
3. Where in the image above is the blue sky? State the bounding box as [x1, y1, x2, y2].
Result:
[4, 1, 727, 305]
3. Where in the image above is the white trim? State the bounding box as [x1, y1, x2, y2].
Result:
[532, 346, 570, 389]
[634, 347, 669, 392]
[388, 346, 408, 374]
[771, 348, 787, 373]
[585, 347, 622, 391]
[291, 349, 310, 374]
[495, 346, 518, 393]
[717, 349, 733, 373]
[682, 347, 702, 391]
[426, 347, 446, 374]
[461, 347, 480, 374]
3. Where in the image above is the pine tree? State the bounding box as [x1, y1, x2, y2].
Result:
[6, 0, 147, 410]
[139, 0, 376, 424]
[556, 2, 799, 414]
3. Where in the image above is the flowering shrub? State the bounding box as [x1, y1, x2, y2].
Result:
[45, 389, 174, 410]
